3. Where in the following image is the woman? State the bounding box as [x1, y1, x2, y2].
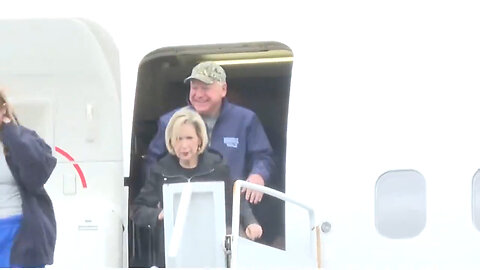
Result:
[0, 89, 57, 268]
[134, 108, 263, 239]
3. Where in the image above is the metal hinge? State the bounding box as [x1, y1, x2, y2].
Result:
[224, 235, 232, 267]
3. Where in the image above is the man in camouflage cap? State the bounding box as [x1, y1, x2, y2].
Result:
[183, 62, 228, 119]
[146, 61, 274, 204]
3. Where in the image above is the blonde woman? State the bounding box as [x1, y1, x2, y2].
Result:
[0, 89, 57, 268]
[134, 108, 262, 242]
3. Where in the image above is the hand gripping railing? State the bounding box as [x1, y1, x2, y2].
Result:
[231, 180, 321, 268]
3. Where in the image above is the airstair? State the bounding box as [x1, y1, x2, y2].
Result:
[162, 180, 320, 268]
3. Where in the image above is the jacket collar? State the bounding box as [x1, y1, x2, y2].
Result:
[158, 151, 221, 177]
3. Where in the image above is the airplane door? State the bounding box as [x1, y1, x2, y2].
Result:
[0, 19, 126, 267]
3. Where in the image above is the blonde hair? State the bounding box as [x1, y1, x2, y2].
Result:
[165, 108, 208, 155]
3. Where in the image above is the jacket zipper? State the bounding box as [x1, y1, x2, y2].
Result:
[162, 168, 215, 183]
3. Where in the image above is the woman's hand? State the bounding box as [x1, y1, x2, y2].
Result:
[0, 104, 11, 124]
[245, 223, 263, 240]
[0, 90, 14, 126]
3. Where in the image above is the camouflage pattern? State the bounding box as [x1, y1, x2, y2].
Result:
[184, 61, 226, 84]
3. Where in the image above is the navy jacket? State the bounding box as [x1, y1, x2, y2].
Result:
[146, 100, 274, 184]
[0, 122, 57, 267]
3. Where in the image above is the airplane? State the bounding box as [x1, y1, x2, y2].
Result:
[2, 0, 480, 268]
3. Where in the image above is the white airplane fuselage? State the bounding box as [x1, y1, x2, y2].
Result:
[2, 1, 480, 268]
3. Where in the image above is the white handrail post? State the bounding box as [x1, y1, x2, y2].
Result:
[167, 182, 192, 258]
[230, 180, 242, 268]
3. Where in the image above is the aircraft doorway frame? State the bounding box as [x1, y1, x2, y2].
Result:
[128, 41, 293, 267]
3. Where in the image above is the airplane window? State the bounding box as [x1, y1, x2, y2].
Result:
[375, 170, 426, 239]
[472, 170, 480, 231]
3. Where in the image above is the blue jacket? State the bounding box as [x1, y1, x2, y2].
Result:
[0, 122, 57, 267]
[146, 100, 275, 184]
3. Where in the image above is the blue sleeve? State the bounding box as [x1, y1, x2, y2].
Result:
[1, 123, 57, 193]
[145, 116, 169, 167]
[247, 115, 275, 183]
[145, 108, 190, 168]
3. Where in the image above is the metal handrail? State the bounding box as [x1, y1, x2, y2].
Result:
[230, 180, 319, 268]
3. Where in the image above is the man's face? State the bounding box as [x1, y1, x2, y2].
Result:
[189, 79, 226, 117]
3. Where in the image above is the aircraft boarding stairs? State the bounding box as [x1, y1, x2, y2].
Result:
[153, 180, 320, 268]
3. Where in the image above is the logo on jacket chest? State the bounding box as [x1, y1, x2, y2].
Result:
[223, 137, 239, 148]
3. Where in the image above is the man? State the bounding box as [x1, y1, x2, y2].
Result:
[145, 61, 274, 204]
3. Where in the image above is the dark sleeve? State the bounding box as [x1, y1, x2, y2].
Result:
[246, 114, 275, 184]
[239, 196, 258, 227]
[219, 162, 258, 227]
[1, 123, 57, 193]
[132, 167, 163, 227]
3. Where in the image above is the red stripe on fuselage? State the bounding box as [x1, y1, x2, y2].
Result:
[55, 146, 87, 188]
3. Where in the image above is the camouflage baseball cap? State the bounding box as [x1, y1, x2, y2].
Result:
[184, 61, 226, 84]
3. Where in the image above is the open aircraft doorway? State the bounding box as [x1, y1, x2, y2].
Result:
[128, 42, 293, 267]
